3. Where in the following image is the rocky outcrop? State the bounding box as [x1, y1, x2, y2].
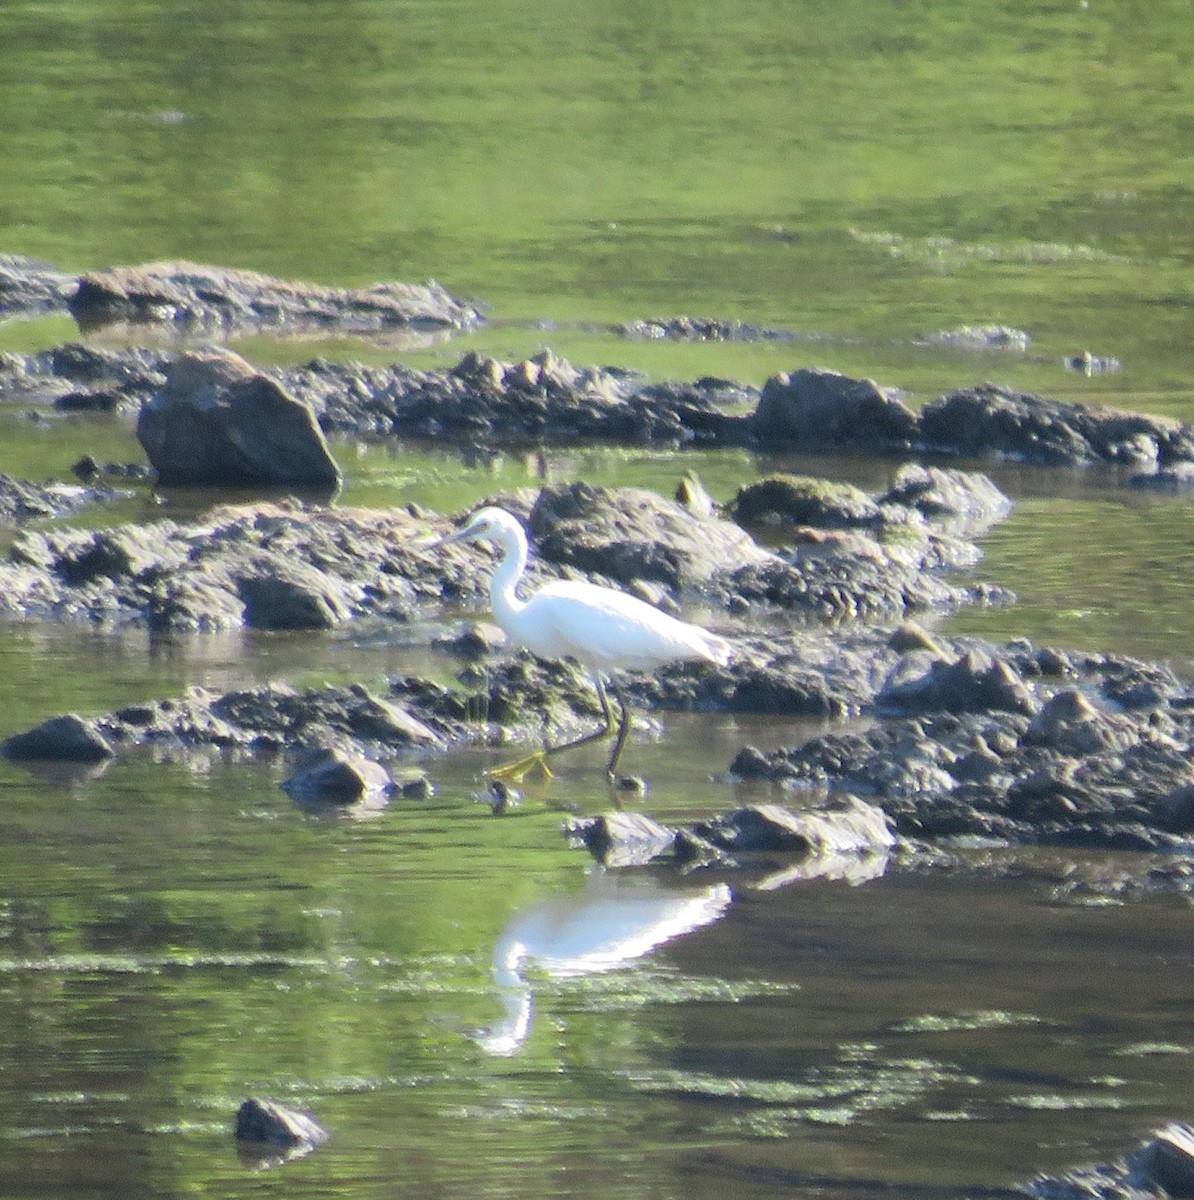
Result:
[136, 349, 342, 488]
[69, 260, 482, 339]
[730, 639, 1194, 852]
[917, 382, 1194, 468]
[295, 348, 754, 445]
[0, 503, 446, 632]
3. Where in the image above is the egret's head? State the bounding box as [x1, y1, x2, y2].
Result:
[433, 506, 523, 549]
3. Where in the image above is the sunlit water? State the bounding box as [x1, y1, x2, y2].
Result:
[2, 1, 1194, 1197]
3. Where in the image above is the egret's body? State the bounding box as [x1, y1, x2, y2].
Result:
[435, 506, 731, 781]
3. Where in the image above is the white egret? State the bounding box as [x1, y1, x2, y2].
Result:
[434, 506, 733, 782]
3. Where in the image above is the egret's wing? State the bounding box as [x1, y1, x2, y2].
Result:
[530, 581, 727, 671]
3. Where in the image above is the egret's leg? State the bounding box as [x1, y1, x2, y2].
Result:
[486, 749, 553, 784]
[485, 674, 618, 783]
[605, 681, 633, 781]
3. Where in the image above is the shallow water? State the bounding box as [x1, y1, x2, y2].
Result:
[2, 1, 1194, 1197]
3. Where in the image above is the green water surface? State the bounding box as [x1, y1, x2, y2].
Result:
[2, 2, 1194, 1198]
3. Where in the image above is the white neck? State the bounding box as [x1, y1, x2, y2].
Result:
[488, 524, 529, 632]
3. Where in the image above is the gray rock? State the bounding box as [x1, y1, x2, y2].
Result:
[2, 713, 115, 762]
[694, 798, 895, 855]
[528, 480, 769, 591]
[137, 349, 342, 488]
[281, 747, 392, 805]
[0, 255, 77, 321]
[752, 366, 918, 449]
[70, 260, 481, 338]
[565, 811, 679, 867]
[879, 648, 1039, 716]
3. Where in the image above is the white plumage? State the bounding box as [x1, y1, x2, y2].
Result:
[434, 506, 732, 781]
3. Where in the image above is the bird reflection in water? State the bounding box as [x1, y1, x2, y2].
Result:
[473, 871, 732, 1056]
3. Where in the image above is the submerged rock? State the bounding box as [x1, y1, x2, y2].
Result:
[137, 349, 342, 488]
[916, 324, 1031, 351]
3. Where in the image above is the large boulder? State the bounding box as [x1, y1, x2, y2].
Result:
[751, 367, 918, 449]
[136, 349, 341, 488]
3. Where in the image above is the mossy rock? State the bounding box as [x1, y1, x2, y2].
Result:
[731, 474, 881, 528]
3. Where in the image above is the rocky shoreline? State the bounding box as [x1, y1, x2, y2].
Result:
[2, 258, 1194, 886]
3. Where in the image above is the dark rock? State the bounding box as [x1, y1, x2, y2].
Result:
[917, 382, 1194, 467]
[137, 349, 342, 488]
[752, 366, 918, 449]
[396, 772, 434, 800]
[234, 1097, 328, 1149]
[281, 746, 392, 805]
[2, 713, 115, 762]
[232, 556, 354, 630]
[70, 261, 481, 339]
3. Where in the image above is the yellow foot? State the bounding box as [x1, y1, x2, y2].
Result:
[485, 751, 554, 784]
